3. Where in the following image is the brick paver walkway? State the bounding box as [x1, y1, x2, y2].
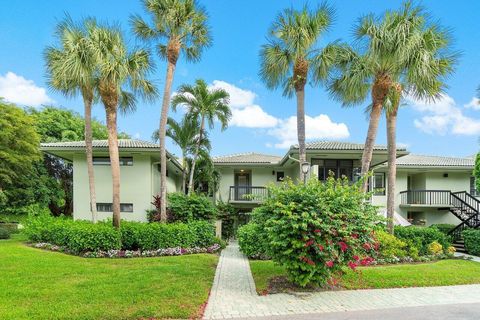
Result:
[203, 242, 480, 319]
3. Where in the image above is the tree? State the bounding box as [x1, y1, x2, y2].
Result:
[260, 4, 337, 181]
[45, 18, 99, 222]
[153, 115, 211, 193]
[88, 21, 157, 228]
[131, 0, 212, 220]
[171, 79, 231, 194]
[0, 101, 41, 211]
[382, 2, 456, 233]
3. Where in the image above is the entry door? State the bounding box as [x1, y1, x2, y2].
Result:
[235, 172, 251, 200]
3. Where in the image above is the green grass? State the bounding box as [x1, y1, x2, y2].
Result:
[0, 234, 218, 320]
[250, 259, 480, 293]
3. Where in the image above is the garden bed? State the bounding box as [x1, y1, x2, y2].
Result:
[0, 235, 218, 319]
[249, 259, 480, 294]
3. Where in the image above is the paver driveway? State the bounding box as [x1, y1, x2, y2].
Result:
[203, 242, 480, 319]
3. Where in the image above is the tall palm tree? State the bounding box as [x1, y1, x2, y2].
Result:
[152, 115, 211, 193]
[131, 0, 212, 220]
[380, 2, 456, 233]
[88, 22, 157, 228]
[45, 17, 99, 223]
[171, 79, 231, 195]
[259, 4, 337, 181]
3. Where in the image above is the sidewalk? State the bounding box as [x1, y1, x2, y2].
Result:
[203, 242, 480, 319]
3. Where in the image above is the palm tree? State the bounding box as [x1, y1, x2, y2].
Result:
[152, 115, 211, 193]
[171, 79, 231, 195]
[380, 2, 456, 233]
[131, 0, 212, 220]
[88, 22, 157, 228]
[259, 4, 337, 181]
[45, 17, 99, 223]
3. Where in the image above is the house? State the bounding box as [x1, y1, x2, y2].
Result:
[41, 140, 183, 222]
[212, 141, 477, 231]
[41, 139, 478, 233]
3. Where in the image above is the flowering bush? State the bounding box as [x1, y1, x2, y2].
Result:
[428, 241, 443, 256]
[252, 176, 380, 287]
[32, 242, 221, 258]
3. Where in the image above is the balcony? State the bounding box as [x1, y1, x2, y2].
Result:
[228, 186, 268, 203]
[399, 190, 451, 207]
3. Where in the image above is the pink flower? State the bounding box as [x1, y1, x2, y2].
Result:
[352, 233, 359, 239]
[317, 244, 324, 251]
[353, 255, 359, 261]
[363, 243, 372, 250]
[338, 241, 348, 252]
[314, 229, 321, 233]
[348, 261, 357, 270]
[304, 239, 314, 247]
[325, 260, 334, 268]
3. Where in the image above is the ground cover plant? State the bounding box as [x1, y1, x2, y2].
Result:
[0, 235, 217, 319]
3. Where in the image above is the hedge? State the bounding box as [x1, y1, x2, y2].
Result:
[24, 214, 218, 254]
[463, 229, 480, 256]
[237, 222, 269, 259]
[430, 224, 456, 236]
[394, 226, 451, 256]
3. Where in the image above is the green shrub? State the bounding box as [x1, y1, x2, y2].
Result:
[430, 224, 455, 235]
[375, 230, 407, 258]
[65, 223, 121, 254]
[0, 226, 11, 239]
[463, 229, 480, 256]
[253, 176, 380, 287]
[167, 193, 217, 222]
[394, 226, 451, 255]
[237, 222, 269, 259]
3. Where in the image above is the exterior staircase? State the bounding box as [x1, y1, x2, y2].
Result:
[447, 191, 480, 250]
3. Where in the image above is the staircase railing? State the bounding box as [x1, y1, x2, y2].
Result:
[448, 211, 480, 241]
[448, 192, 480, 241]
[452, 191, 480, 213]
[449, 192, 478, 223]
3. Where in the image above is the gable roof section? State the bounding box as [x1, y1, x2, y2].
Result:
[40, 139, 182, 170]
[396, 154, 474, 168]
[213, 152, 282, 164]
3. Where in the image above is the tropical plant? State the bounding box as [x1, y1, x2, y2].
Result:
[259, 4, 337, 181]
[189, 148, 220, 195]
[45, 17, 99, 222]
[153, 115, 211, 192]
[474, 153, 480, 193]
[131, 0, 212, 220]
[0, 101, 41, 201]
[171, 79, 231, 194]
[88, 21, 157, 228]
[329, 2, 456, 198]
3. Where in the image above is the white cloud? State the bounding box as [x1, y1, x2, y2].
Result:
[464, 97, 480, 110]
[209, 80, 256, 108]
[268, 114, 350, 149]
[0, 72, 53, 106]
[407, 94, 480, 136]
[230, 105, 279, 128]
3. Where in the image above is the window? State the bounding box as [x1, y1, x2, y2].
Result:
[93, 157, 133, 166]
[276, 171, 285, 181]
[470, 176, 479, 196]
[370, 172, 385, 195]
[96, 203, 134, 212]
[311, 159, 356, 181]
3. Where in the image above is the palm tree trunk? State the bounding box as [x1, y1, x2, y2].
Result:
[105, 108, 121, 228]
[159, 60, 177, 221]
[386, 105, 399, 234]
[296, 87, 307, 182]
[83, 92, 97, 223]
[181, 152, 187, 194]
[188, 116, 205, 195]
[360, 101, 383, 192]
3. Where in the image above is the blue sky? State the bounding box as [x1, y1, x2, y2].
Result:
[1, 0, 480, 158]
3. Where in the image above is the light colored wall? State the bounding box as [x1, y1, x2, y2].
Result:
[73, 153, 182, 222]
[73, 153, 153, 222]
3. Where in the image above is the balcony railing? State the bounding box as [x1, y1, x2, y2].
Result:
[399, 190, 451, 206]
[228, 186, 268, 203]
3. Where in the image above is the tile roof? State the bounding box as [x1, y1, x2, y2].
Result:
[213, 152, 282, 164]
[290, 141, 407, 151]
[396, 154, 474, 167]
[41, 139, 158, 149]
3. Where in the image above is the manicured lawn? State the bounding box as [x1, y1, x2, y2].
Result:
[0, 235, 218, 319]
[250, 259, 480, 293]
